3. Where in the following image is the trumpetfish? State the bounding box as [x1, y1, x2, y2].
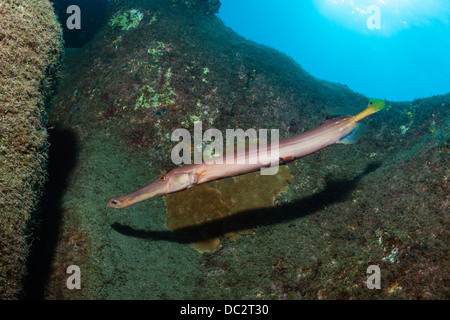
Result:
[107, 99, 385, 209]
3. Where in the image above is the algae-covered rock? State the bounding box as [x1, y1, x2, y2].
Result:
[47, 0, 367, 299]
[169, 0, 221, 14]
[0, 0, 63, 299]
[45, 0, 448, 300]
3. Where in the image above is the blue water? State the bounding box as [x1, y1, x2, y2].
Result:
[219, 0, 450, 102]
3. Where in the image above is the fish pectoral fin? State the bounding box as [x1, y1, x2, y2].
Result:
[338, 123, 362, 144]
[193, 170, 207, 184]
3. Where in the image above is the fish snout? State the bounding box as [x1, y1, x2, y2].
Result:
[106, 198, 126, 209]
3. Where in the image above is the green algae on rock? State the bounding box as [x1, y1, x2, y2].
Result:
[109, 8, 144, 31]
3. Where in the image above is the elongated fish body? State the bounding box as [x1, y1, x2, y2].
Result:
[187, 115, 357, 184]
[107, 99, 385, 209]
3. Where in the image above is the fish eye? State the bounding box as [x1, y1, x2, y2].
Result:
[160, 176, 166, 181]
[111, 200, 118, 205]
[370, 101, 373, 105]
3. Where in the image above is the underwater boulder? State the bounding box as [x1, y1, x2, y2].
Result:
[169, 0, 221, 15]
[43, 0, 449, 300]
[0, 0, 63, 299]
[44, 0, 374, 299]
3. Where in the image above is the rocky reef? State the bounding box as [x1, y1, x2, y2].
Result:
[0, 0, 63, 299]
[169, 0, 221, 14]
[13, 0, 449, 299]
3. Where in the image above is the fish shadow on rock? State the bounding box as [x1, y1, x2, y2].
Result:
[111, 162, 381, 245]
